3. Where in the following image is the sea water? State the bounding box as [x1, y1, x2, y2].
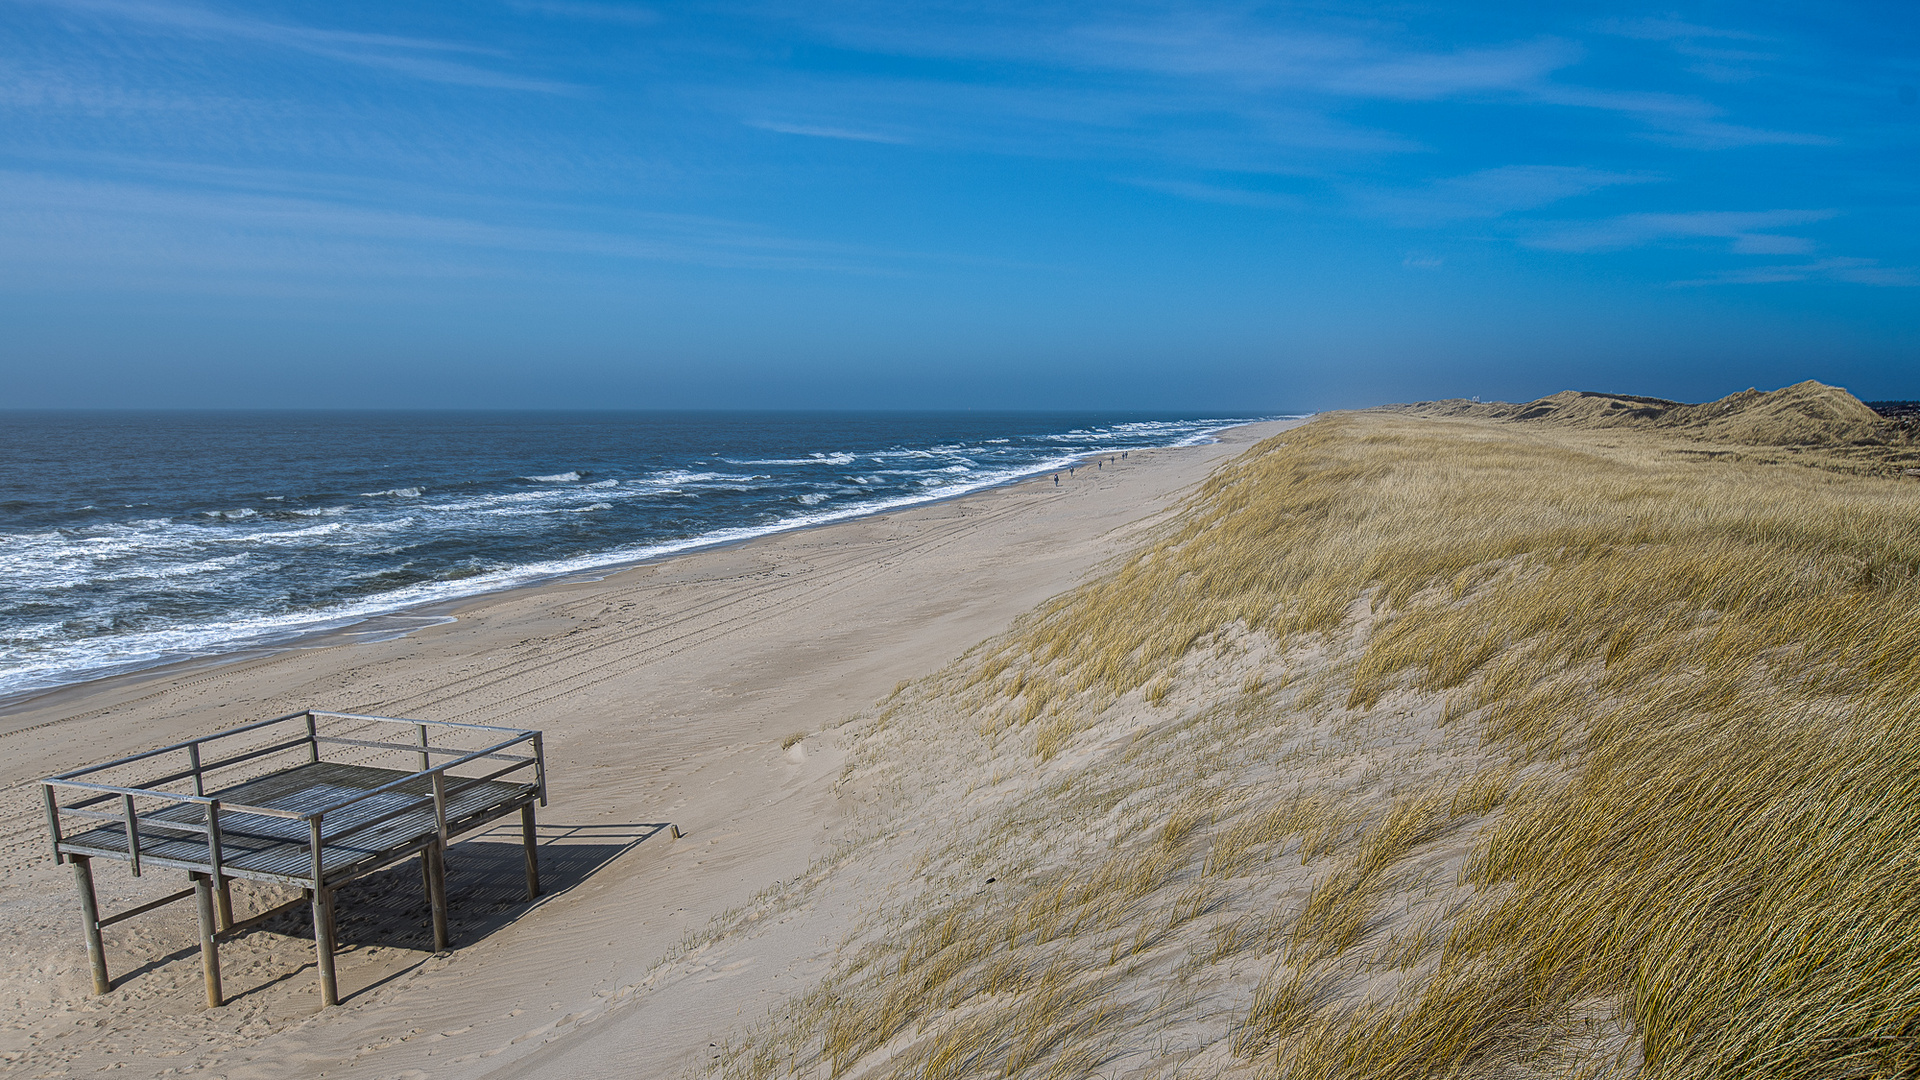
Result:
[0, 411, 1275, 700]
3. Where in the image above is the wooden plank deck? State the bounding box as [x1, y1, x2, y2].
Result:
[57, 762, 535, 887]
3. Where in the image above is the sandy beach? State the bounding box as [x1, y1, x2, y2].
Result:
[0, 420, 1297, 1079]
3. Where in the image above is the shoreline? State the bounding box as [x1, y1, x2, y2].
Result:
[0, 419, 1292, 717]
[0, 417, 1302, 1080]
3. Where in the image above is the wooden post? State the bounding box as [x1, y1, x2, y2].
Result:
[122, 794, 141, 877]
[532, 733, 547, 805]
[305, 712, 320, 763]
[42, 784, 65, 865]
[192, 873, 224, 1008]
[70, 856, 111, 995]
[416, 723, 431, 773]
[311, 886, 338, 1007]
[520, 803, 540, 900]
[309, 813, 337, 1006]
[430, 771, 448, 847]
[206, 801, 233, 931]
[427, 841, 450, 952]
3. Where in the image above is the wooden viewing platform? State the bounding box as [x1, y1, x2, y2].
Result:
[40, 710, 547, 1009]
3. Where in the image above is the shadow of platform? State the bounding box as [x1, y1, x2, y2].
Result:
[242, 822, 670, 954]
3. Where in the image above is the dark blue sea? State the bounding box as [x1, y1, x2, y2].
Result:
[0, 411, 1275, 700]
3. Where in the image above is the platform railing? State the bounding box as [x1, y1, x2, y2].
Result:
[42, 711, 545, 881]
[41, 711, 549, 1008]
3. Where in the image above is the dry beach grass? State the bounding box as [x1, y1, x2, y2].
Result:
[710, 393, 1920, 1079]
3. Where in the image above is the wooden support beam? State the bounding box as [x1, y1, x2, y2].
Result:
[427, 842, 450, 953]
[96, 886, 194, 929]
[192, 873, 223, 1008]
[312, 887, 338, 1007]
[71, 856, 110, 995]
[215, 877, 235, 932]
[521, 804, 541, 901]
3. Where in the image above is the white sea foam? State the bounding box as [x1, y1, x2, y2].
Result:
[0, 415, 1289, 700]
[730, 452, 859, 466]
[364, 487, 423, 498]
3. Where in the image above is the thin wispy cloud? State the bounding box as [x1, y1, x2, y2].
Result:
[0, 168, 895, 285]
[794, 9, 1822, 147]
[1597, 17, 1768, 44]
[1123, 177, 1300, 209]
[747, 120, 909, 144]
[506, 0, 657, 25]
[1357, 165, 1654, 225]
[1673, 257, 1918, 287]
[1322, 40, 1579, 101]
[21, 0, 573, 92]
[1525, 209, 1838, 254]
[1595, 17, 1781, 84]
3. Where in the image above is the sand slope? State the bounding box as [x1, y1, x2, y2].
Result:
[0, 423, 1296, 1079]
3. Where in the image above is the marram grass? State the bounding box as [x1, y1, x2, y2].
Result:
[715, 410, 1920, 1079]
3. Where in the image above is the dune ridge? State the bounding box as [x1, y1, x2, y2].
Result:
[1382, 379, 1894, 447]
[697, 398, 1920, 1080]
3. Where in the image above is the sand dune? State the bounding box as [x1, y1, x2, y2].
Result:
[1382, 379, 1891, 446]
[0, 421, 1297, 1079]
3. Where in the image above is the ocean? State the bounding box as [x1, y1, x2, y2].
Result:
[0, 410, 1273, 701]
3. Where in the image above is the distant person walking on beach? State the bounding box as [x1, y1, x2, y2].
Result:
[1052, 474, 1058, 485]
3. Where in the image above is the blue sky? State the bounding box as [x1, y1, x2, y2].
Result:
[2, 1, 1916, 410]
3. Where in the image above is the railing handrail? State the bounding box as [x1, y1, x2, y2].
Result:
[309, 711, 538, 736]
[43, 711, 312, 781]
[44, 712, 547, 880]
[44, 712, 540, 783]
[43, 712, 539, 792]
[42, 778, 311, 820]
